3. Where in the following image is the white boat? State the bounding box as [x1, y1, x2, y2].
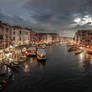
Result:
[37, 48, 46, 60]
[26, 46, 37, 56]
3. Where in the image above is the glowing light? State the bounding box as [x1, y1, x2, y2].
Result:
[80, 53, 84, 59]
[73, 15, 92, 26]
[74, 18, 81, 23]
[80, 47, 83, 49]
[78, 52, 85, 62]
[24, 64, 30, 72]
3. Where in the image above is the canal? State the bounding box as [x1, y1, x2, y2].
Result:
[2, 43, 92, 92]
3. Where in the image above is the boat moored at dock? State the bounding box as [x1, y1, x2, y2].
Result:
[37, 48, 47, 61]
[26, 45, 37, 56]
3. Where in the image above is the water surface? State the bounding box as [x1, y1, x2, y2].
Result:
[3, 44, 92, 92]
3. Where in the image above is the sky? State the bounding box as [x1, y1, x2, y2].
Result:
[0, 0, 92, 36]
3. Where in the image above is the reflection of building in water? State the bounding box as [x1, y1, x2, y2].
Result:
[85, 54, 92, 64]
[29, 57, 47, 67]
[29, 57, 38, 64]
[64, 45, 68, 56]
[38, 60, 46, 69]
[77, 52, 86, 70]
[23, 57, 47, 72]
[0, 65, 8, 75]
[24, 63, 30, 72]
[78, 52, 86, 62]
[77, 52, 92, 72]
[47, 46, 53, 55]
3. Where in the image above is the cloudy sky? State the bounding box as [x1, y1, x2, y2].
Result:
[0, 0, 92, 36]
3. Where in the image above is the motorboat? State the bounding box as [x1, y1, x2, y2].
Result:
[68, 47, 79, 52]
[87, 50, 92, 55]
[37, 48, 46, 60]
[26, 46, 37, 56]
[74, 49, 83, 55]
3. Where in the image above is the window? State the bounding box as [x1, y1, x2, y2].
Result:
[20, 37, 21, 41]
[13, 37, 15, 40]
[13, 31, 15, 35]
[20, 31, 21, 34]
[14, 28, 15, 30]
[0, 35, 3, 39]
[6, 28, 9, 32]
[0, 24, 2, 27]
[6, 35, 8, 38]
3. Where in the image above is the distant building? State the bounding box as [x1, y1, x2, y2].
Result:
[60, 37, 73, 42]
[0, 21, 33, 49]
[11, 26, 31, 46]
[36, 33, 59, 43]
[74, 30, 92, 46]
[30, 31, 37, 44]
[0, 21, 12, 49]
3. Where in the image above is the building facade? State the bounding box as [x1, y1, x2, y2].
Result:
[36, 33, 59, 44]
[0, 21, 32, 49]
[74, 30, 92, 46]
[0, 21, 12, 49]
[11, 27, 31, 46]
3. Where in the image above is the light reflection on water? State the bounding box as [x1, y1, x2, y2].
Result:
[66, 45, 92, 73]
[78, 52, 92, 66]
[2, 43, 92, 92]
[23, 56, 47, 73]
[24, 63, 30, 73]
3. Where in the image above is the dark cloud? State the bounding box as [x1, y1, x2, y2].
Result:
[31, 13, 53, 23]
[0, 9, 32, 28]
[24, 0, 90, 34]
[0, 0, 92, 36]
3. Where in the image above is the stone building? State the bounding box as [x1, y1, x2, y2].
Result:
[11, 26, 31, 46]
[36, 33, 59, 44]
[0, 21, 32, 49]
[74, 30, 92, 46]
[0, 21, 12, 49]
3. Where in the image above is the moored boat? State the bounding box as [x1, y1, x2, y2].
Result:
[68, 47, 80, 52]
[87, 50, 92, 55]
[26, 45, 37, 56]
[74, 50, 83, 55]
[37, 48, 47, 61]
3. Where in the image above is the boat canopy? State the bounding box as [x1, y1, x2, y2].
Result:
[37, 49, 46, 55]
[28, 47, 36, 50]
